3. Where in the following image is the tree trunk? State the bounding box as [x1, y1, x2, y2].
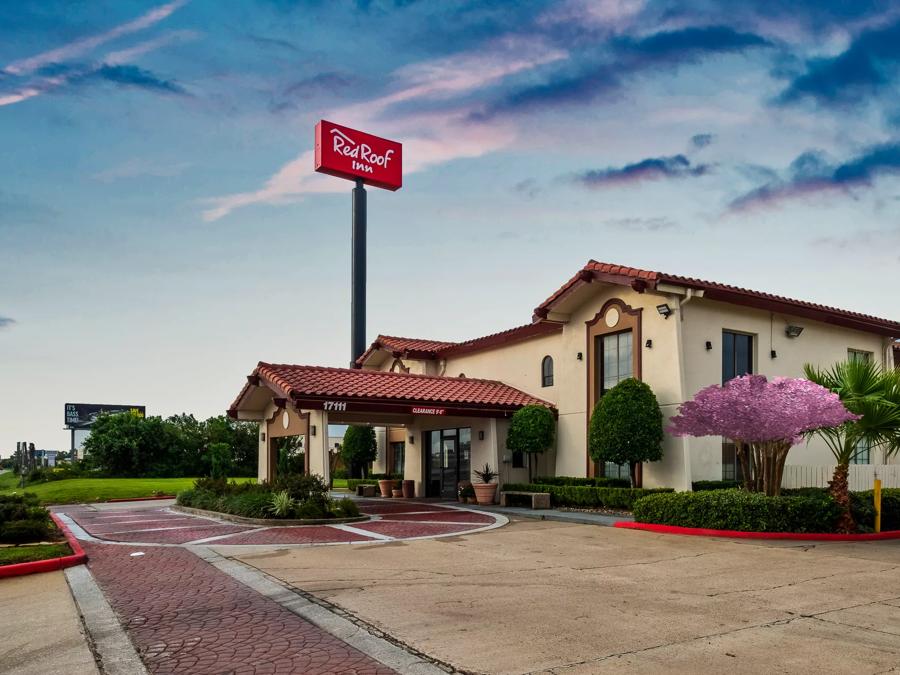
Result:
[829, 462, 854, 533]
[736, 442, 752, 491]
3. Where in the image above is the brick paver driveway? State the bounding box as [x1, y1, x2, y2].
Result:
[62, 499, 500, 545]
[53, 499, 504, 674]
[82, 543, 396, 675]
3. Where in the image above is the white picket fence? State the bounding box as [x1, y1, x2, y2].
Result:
[782, 464, 900, 492]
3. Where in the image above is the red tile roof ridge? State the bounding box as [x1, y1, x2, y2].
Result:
[257, 361, 511, 386]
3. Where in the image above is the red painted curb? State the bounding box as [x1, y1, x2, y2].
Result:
[615, 521, 900, 541]
[104, 495, 175, 503]
[0, 513, 87, 579]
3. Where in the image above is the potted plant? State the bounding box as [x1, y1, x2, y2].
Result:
[378, 478, 393, 498]
[472, 464, 498, 505]
[391, 487, 403, 498]
[402, 479, 415, 499]
[458, 483, 475, 504]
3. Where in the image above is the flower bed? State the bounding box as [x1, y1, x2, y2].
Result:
[176, 476, 361, 521]
[0, 495, 86, 577]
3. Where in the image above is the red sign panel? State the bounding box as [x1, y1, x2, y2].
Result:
[412, 407, 446, 416]
[315, 120, 402, 191]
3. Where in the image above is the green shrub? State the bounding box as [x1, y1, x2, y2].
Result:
[267, 491, 296, 518]
[533, 476, 631, 488]
[692, 480, 741, 491]
[334, 498, 360, 518]
[588, 378, 663, 485]
[346, 479, 378, 493]
[332, 468, 348, 479]
[272, 473, 329, 502]
[209, 442, 232, 480]
[501, 483, 672, 510]
[1, 519, 51, 544]
[852, 489, 900, 532]
[632, 489, 841, 533]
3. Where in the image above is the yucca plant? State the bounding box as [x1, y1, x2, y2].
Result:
[267, 490, 297, 518]
[804, 360, 900, 532]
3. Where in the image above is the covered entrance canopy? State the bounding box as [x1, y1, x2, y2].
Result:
[228, 362, 555, 496]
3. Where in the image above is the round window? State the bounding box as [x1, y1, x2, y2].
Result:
[604, 307, 620, 328]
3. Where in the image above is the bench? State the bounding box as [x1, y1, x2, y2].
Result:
[355, 484, 377, 497]
[500, 491, 550, 509]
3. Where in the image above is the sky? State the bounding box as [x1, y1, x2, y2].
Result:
[1, 0, 899, 455]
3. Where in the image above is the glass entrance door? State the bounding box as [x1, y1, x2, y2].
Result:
[426, 428, 471, 498]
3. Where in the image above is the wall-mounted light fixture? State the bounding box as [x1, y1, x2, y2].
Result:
[576, 352, 583, 361]
[310, 425, 317, 436]
[656, 303, 673, 319]
[478, 430, 485, 441]
[408, 435, 415, 445]
[785, 325, 804, 338]
[771, 349, 778, 359]
[260, 432, 266, 442]
[705, 341, 713, 351]
[645, 339, 653, 349]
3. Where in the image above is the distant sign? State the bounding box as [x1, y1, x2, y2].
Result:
[65, 403, 146, 429]
[412, 407, 446, 416]
[315, 120, 402, 191]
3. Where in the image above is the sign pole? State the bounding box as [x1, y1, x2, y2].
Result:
[351, 178, 367, 366]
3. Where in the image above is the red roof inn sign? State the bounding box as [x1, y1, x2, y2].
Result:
[315, 120, 402, 191]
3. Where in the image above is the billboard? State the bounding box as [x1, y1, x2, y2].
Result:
[64, 403, 146, 429]
[314, 120, 402, 191]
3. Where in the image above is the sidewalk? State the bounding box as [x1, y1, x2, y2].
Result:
[462, 502, 633, 526]
[0, 569, 98, 675]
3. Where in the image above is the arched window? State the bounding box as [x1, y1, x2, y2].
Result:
[541, 355, 554, 387]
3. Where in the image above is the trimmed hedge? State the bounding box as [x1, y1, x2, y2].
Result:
[692, 480, 741, 492]
[532, 476, 631, 488]
[632, 489, 841, 533]
[502, 483, 673, 510]
[0, 493, 54, 544]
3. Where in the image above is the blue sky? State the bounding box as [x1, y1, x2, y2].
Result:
[1, 0, 899, 455]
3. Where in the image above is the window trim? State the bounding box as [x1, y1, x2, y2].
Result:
[541, 355, 554, 387]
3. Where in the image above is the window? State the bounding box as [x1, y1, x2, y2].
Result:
[512, 450, 525, 468]
[723, 331, 753, 383]
[851, 439, 871, 465]
[721, 442, 746, 482]
[597, 330, 633, 478]
[848, 349, 873, 363]
[598, 330, 633, 394]
[390, 442, 405, 476]
[541, 356, 554, 387]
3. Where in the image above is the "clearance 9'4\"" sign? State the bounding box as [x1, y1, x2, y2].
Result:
[314, 120, 402, 191]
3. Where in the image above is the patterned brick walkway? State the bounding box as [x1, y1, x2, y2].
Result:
[83, 542, 396, 675]
[62, 500, 500, 545]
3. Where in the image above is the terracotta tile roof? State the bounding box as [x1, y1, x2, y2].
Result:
[534, 260, 900, 336]
[355, 323, 563, 365]
[231, 362, 554, 413]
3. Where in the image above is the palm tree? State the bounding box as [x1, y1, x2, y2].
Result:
[804, 360, 900, 532]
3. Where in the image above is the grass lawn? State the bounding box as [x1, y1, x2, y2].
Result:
[0, 474, 255, 505]
[332, 478, 348, 489]
[0, 543, 72, 566]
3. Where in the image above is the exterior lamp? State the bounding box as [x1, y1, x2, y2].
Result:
[645, 339, 653, 348]
[785, 325, 804, 338]
[656, 303, 673, 319]
[705, 341, 713, 351]
[311, 425, 317, 436]
[408, 435, 415, 445]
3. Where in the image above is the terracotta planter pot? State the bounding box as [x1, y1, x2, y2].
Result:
[378, 480, 393, 498]
[473, 483, 497, 505]
[391, 488, 403, 498]
[402, 480, 415, 499]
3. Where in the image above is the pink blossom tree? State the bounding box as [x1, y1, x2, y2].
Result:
[669, 375, 857, 496]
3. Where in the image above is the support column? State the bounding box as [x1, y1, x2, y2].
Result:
[351, 179, 366, 366]
[305, 410, 331, 483]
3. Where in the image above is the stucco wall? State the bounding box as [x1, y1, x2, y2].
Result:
[681, 298, 890, 474]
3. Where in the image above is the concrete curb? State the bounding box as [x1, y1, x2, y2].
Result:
[0, 513, 88, 579]
[172, 504, 370, 526]
[193, 547, 454, 674]
[103, 495, 175, 503]
[616, 521, 900, 540]
[65, 564, 148, 675]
